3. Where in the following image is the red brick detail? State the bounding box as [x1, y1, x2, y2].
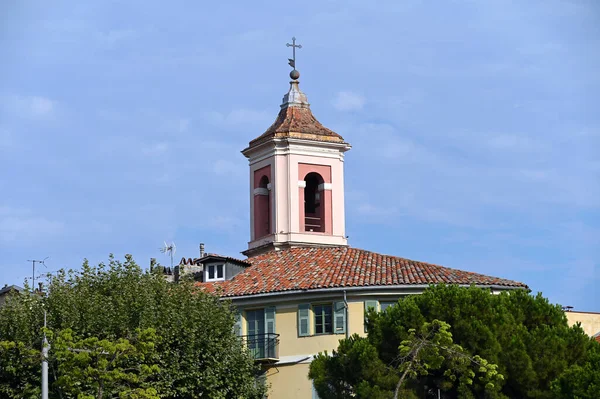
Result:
[197, 247, 528, 297]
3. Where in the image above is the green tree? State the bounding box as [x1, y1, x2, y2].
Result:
[0, 255, 265, 399]
[310, 285, 595, 398]
[394, 320, 503, 399]
[52, 328, 159, 399]
[550, 338, 600, 399]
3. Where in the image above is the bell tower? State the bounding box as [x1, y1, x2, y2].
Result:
[242, 47, 351, 256]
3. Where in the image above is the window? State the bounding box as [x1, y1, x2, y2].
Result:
[313, 304, 333, 334]
[364, 300, 379, 332]
[298, 302, 345, 337]
[206, 264, 224, 281]
[380, 301, 396, 312]
[245, 307, 277, 359]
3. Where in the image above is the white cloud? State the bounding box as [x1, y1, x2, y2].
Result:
[202, 108, 272, 129]
[178, 118, 190, 132]
[95, 29, 136, 48]
[141, 142, 169, 156]
[357, 203, 397, 216]
[30, 96, 54, 116]
[212, 159, 244, 177]
[0, 128, 12, 149]
[333, 91, 366, 111]
[349, 123, 440, 165]
[484, 133, 544, 152]
[2, 95, 56, 119]
[0, 206, 64, 243]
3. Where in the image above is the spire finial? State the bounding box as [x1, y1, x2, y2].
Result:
[286, 37, 302, 80]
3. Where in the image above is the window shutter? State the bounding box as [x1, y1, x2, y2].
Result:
[364, 300, 379, 332]
[334, 301, 346, 335]
[233, 310, 242, 336]
[298, 304, 310, 337]
[265, 306, 276, 335]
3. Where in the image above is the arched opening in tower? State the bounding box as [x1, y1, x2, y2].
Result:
[304, 172, 324, 232]
[254, 175, 271, 238]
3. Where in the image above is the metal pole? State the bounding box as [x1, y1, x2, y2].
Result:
[42, 310, 49, 399]
[343, 290, 349, 339]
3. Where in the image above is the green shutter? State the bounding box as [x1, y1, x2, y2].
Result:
[364, 300, 379, 332]
[298, 304, 310, 337]
[234, 310, 242, 336]
[265, 306, 276, 335]
[334, 301, 346, 335]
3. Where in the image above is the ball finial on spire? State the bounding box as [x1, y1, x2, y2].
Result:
[290, 69, 300, 80]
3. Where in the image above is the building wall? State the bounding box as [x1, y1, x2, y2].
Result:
[237, 296, 384, 398]
[565, 311, 600, 337]
[264, 362, 312, 399]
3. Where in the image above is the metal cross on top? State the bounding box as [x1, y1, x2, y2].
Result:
[286, 37, 302, 70]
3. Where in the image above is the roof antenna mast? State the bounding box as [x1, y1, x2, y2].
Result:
[27, 257, 48, 290]
[160, 241, 177, 269]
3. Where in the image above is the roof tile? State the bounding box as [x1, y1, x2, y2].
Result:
[198, 246, 527, 297]
[248, 106, 345, 147]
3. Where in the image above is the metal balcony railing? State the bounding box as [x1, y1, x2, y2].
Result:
[242, 333, 279, 362]
[305, 215, 322, 232]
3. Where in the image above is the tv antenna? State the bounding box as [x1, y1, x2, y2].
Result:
[27, 257, 48, 290]
[160, 241, 176, 268]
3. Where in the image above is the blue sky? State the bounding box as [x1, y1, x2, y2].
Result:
[1, 0, 598, 310]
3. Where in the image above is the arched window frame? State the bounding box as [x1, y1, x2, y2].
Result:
[253, 166, 272, 240]
[298, 164, 332, 235]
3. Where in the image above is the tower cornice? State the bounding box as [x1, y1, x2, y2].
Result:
[242, 137, 351, 164]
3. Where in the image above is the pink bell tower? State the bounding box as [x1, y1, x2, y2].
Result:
[242, 57, 351, 256]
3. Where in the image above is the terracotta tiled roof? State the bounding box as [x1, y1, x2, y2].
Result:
[198, 247, 527, 297]
[249, 106, 345, 147]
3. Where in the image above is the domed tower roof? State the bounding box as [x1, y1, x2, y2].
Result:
[246, 70, 347, 149]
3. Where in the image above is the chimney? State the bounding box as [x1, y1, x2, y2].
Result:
[199, 243, 205, 258]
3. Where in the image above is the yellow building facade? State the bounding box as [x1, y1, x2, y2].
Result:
[565, 310, 600, 339]
[233, 293, 411, 397]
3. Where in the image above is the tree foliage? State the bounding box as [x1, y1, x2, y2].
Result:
[0, 254, 265, 399]
[550, 338, 600, 399]
[52, 328, 160, 399]
[394, 320, 503, 398]
[310, 285, 597, 399]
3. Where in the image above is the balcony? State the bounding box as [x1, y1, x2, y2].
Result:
[242, 333, 279, 363]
